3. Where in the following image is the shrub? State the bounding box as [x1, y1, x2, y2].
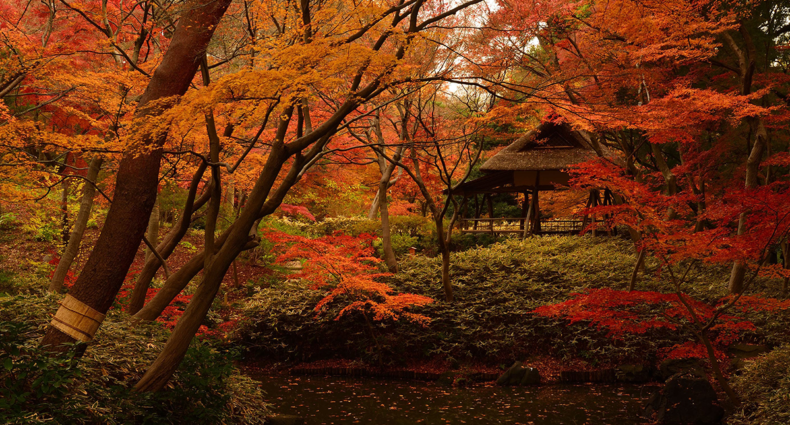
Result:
[389, 215, 434, 240]
[0, 295, 269, 424]
[449, 232, 507, 251]
[731, 344, 790, 425]
[238, 236, 707, 364]
[238, 235, 790, 366]
[250, 217, 315, 267]
[0, 321, 86, 424]
[0, 212, 17, 231]
[0, 269, 15, 295]
[374, 234, 420, 257]
[309, 216, 380, 237]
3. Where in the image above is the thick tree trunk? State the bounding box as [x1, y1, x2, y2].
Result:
[40, 0, 233, 352]
[49, 157, 103, 293]
[135, 241, 245, 392]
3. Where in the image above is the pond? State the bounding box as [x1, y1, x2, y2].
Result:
[251, 372, 658, 424]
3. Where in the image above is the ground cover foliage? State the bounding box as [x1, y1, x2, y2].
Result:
[0, 279, 268, 424]
[730, 344, 790, 424]
[265, 215, 506, 259]
[238, 234, 790, 367]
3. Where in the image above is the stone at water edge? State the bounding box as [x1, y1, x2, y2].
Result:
[496, 361, 526, 386]
[282, 260, 303, 271]
[728, 343, 768, 358]
[659, 358, 705, 380]
[447, 356, 461, 370]
[519, 367, 541, 385]
[266, 414, 306, 425]
[644, 373, 724, 425]
[436, 371, 455, 386]
[615, 364, 652, 383]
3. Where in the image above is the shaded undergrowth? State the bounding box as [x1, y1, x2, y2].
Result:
[237, 236, 790, 368]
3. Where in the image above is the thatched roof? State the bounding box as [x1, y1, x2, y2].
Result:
[447, 170, 566, 195]
[480, 121, 599, 172]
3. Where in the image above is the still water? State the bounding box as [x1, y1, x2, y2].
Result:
[252, 373, 657, 425]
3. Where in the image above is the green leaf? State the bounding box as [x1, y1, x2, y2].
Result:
[3, 357, 11, 370]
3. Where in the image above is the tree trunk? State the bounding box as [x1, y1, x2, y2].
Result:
[131, 222, 254, 321]
[651, 143, 678, 220]
[378, 146, 404, 272]
[368, 189, 380, 220]
[379, 181, 398, 272]
[225, 175, 235, 207]
[782, 241, 789, 297]
[135, 137, 293, 392]
[134, 0, 446, 386]
[49, 157, 103, 293]
[629, 248, 646, 292]
[135, 240, 246, 392]
[144, 197, 160, 263]
[134, 250, 206, 322]
[728, 120, 767, 294]
[435, 218, 454, 303]
[698, 329, 741, 406]
[60, 178, 70, 246]
[40, 0, 233, 352]
[126, 165, 210, 314]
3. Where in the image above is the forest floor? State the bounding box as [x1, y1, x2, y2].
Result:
[3, 216, 790, 424]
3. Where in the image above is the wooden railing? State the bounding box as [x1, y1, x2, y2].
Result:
[459, 218, 607, 235]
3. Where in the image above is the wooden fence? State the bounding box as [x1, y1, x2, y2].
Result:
[459, 218, 609, 235]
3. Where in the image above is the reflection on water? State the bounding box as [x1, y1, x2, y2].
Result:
[251, 372, 657, 424]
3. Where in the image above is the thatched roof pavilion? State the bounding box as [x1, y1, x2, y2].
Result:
[452, 121, 613, 236]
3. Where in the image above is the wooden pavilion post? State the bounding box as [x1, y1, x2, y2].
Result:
[487, 194, 495, 234]
[591, 189, 600, 237]
[520, 192, 529, 231]
[472, 194, 480, 230]
[521, 192, 532, 239]
[603, 188, 612, 236]
[579, 191, 593, 235]
[531, 171, 541, 235]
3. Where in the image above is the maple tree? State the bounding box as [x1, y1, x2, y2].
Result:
[459, 0, 790, 283]
[535, 287, 790, 404]
[349, 83, 490, 300]
[269, 230, 432, 324]
[129, 0, 486, 391]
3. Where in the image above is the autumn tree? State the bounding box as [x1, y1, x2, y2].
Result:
[363, 83, 486, 301]
[39, 0, 234, 351]
[129, 0, 487, 391]
[460, 0, 790, 294]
